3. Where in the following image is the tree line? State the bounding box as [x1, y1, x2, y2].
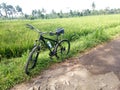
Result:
[0, 2, 120, 20]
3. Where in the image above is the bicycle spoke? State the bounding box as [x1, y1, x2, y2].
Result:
[56, 40, 70, 60]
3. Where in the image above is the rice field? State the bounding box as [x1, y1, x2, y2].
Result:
[0, 14, 120, 90]
[1, 14, 120, 58]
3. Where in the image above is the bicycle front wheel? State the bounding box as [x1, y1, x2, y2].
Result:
[56, 39, 70, 59]
[25, 46, 40, 75]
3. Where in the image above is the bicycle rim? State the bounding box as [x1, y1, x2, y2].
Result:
[56, 40, 70, 59]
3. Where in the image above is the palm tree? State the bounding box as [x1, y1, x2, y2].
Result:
[1, 3, 8, 17]
[15, 5, 23, 15]
[0, 5, 2, 17]
[31, 9, 38, 19]
[92, 2, 96, 10]
[0, 11, 2, 17]
[7, 5, 15, 18]
[41, 8, 46, 14]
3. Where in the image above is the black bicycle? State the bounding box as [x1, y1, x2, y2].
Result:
[25, 24, 70, 75]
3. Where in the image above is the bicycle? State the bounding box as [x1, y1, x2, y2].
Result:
[25, 24, 70, 75]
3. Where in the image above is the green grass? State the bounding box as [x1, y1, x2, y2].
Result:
[1, 15, 120, 58]
[0, 14, 120, 90]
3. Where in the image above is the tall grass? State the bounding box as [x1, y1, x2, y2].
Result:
[0, 14, 120, 90]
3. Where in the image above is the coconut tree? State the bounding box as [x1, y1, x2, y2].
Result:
[15, 5, 23, 15]
[92, 2, 96, 11]
[7, 5, 15, 18]
[1, 3, 8, 17]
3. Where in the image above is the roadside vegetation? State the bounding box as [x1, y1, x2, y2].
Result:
[0, 14, 120, 90]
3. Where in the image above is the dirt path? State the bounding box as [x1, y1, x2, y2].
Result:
[11, 37, 120, 90]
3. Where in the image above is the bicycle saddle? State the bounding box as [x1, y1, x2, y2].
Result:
[56, 28, 64, 35]
[49, 28, 64, 36]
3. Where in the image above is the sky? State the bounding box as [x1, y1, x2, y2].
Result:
[0, 0, 120, 14]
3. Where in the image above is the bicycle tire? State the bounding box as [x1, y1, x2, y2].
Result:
[56, 39, 70, 59]
[25, 46, 40, 75]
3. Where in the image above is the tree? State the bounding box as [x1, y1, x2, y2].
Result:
[69, 10, 74, 17]
[77, 11, 81, 16]
[1, 3, 8, 17]
[37, 9, 42, 18]
[32, 9, 37, 17]
[24, 14, 29, 19]
[0, 11, 2, 16]
[92, 2, 96, 10]
[0, 5, 3, 17]
[83, 9, 91, 16]
[7, 5, 15, 18]
[57, 10, 63, 18]
[41, 8, 46, 14]
[15, 5, 23, 15]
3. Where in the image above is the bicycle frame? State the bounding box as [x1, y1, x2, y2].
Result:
[38, 34, 60, 57]
[26, 24, 63, 57]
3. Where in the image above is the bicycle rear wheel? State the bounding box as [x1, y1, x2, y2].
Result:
[56, 39, 70, 59]
[25, 46, 40, 75]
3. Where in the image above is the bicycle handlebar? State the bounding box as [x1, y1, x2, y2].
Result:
[26, 24, 42, 33]
[26, 24, 64, 36]
[26, 24, 34, 29]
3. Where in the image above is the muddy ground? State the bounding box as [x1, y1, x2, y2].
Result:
[11, 37, 120, 90]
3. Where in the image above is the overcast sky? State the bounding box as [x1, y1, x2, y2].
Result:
[0, 0, 120, 14]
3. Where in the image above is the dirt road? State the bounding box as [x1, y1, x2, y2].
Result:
[11, 37, 120, 90]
